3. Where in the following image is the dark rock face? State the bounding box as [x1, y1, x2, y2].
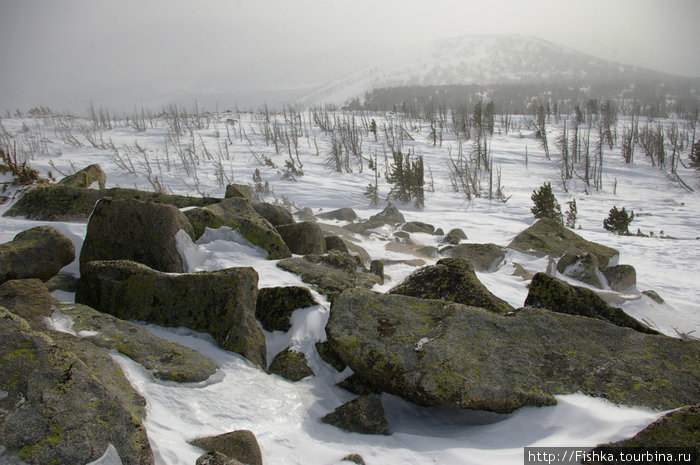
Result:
[0, 308, 153, 465]
[268, 348, 314, 381]
[195, 452, 246, 465]
[276, 222, 327, 255]
[0, 226, 75, 285]
[76, 260, 266, 368]
[508, 218, 619, 267]
[56, 163, 106, 190]
[277, 252, 381, 303]
[556, 252, 604, 288]
[185, 197, 292, 260]
[525, 273, 656, 334]
[602, 264, 637, 292]
[591, 404, 699, 450]
[315, 341, 347, 372]
[327, 288, 699, 413]
[251, 201, 294, 226]
[443, 228, 468, 245]
[3, 184, 219, 221]
[441, 243, 505, 272]
[79, 198, 193, 274]
[401, 221, 436, 234]
[337, 374, 381, 396]
[321, 394, 391, 435]
[256, 286, 317, 332]
[189, 430, 262, 465]
[389, 258, 514, 314]
[225, 184, 254, 200]
[316, 207, 358, 222]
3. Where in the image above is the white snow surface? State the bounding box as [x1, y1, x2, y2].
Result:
[0, 108, 698, 464]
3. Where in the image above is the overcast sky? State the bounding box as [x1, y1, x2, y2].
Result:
[1, 0, 699, 113]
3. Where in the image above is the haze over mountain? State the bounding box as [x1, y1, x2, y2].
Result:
[2, 1, 698, 113]
[299, 34, 694, 106]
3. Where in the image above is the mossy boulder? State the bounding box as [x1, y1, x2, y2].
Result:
[0, 226, 75, 285]
[255, 286, 317, 332]
[75, 260, 266, 368]
[643, 290, 665, 304]
[401, 221, 436, 234]
[0, 278, 217, 383]
[276, 221, 327, 255]
[320, 249, 364, 273]
[325, 235, 349, 254]
[602, 264, 637, 292]
[342, 454, 367, 465]
[321, 394, 390, 435]
[0, 279, 54, 327]
[80, 197, 193, 274]
[56, 163, 106, 190]
[316, 207, 358, 222]
[556, 252, 604, 288]
[389, 258, 514, 314]
[4, 184, 219, 221]
[370, 259, 384, 284]
[440, 243, 505, 272]
[251, 201, 294, 226]
[185, 197, 292, 260]
[277, 252, 381, 303]
[525, 273, 656, 334]
[56, 302, 218, 383]
[371, 203, 405, 225]
[0, 307, 153, 465]
[443, 228, 468, 245]
[508, 218, 619, 267]
[327, 288, 700, 413]
[189, 430, 262, 465]
[512, 263, 535, 280]
[224, 184, 254, 200]
[591, 405, 699, 451]
[268, 348, 314, 381]
[345, 203, 405, 234]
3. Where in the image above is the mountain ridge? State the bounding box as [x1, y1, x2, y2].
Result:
[298, 34, 690, 106]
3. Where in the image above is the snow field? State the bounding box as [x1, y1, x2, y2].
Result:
[1, 108, 697, 464]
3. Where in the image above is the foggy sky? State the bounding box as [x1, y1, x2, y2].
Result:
[1, 0, 699, 113]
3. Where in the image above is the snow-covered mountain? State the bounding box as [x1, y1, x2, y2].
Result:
[299, 34, 674, 106]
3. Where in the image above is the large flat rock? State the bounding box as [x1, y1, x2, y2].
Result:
[508, 218, 619, 267]
[327, 288, 700, 413]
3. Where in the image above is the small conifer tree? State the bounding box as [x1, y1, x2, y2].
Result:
[386, 150, 424, 207]
[690, 140, 700, 169]
[530, 182, 562, 224]
[565, 199, 577, 229]
[603, 206, 634, 235]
